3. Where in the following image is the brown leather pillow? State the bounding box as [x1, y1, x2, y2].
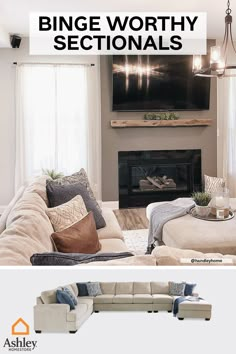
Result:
[51, 212, 101, 254]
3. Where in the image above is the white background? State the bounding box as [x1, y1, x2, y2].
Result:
[0, 267, 234, 353]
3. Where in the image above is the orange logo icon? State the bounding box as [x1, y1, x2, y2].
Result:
[11, 318, 30, 335]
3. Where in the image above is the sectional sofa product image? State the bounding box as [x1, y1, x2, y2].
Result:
[34, 282, 212, 333]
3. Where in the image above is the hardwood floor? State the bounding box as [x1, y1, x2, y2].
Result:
[113, 208, 149, 230]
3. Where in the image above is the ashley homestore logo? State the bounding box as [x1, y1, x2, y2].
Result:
[3, 318, 37, 351]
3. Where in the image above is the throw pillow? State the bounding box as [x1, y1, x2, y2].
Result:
[46, 195, 87, 232]
[56, 289, 75, 310]
[76, 283, 89, 297]
[62, 287, 78, 305]
[51, 212, 101, 254]
[169, 281, 186, 296]
[51, 168, 102, 213]
[46, 181, 106, 229]
[204, 175, 225, 195]
[184, 283, 196, 296]
[86, 282, 102, 296]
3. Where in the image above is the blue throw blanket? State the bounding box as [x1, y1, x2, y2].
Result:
[173, 296, 203, 316]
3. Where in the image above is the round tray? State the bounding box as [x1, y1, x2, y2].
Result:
[189, 207, 235, 221]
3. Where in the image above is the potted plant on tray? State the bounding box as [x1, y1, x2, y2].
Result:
[192, 192, 212, 217]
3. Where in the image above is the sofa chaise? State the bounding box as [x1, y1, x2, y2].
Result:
[34, 282, 212, 333]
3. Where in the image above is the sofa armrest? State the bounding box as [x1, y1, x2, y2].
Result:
[34, 304, 70, 332]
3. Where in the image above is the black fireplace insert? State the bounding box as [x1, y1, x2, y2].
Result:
[118, 150, 202, 208]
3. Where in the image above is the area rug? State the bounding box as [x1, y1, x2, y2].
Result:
[123, 229, 148, 255]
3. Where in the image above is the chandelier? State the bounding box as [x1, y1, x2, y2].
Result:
[192, 0, 236, 78]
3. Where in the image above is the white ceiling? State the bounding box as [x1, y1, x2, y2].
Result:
[0, 0, 235, 39]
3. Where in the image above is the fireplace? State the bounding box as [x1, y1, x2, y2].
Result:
[118, 150, 202, 208]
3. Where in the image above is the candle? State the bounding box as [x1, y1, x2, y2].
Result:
[215, 196, 225, 208]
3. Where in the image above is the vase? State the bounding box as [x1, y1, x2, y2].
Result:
[195, 205, 211, 217]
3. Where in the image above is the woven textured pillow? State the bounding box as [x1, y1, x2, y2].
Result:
[204, 175, 225, 195]
[56, 289, 75, 310]
[52, 168, 102, 213]
[46, 182, 106, 229]
[169, 281, 186, 296]
[46, 195, 87, 232]
[62, 287, 78, 305]
[86, 282, 102, 296]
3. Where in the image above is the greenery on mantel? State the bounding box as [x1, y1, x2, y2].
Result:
[144, 112, 180, 121]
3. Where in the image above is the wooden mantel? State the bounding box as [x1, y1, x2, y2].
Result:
[111, 119, 212, 128]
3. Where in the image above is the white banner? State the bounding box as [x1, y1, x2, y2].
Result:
[29, 12, 207, 55]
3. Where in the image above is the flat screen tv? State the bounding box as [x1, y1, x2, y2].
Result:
[112, 55, 210, 111]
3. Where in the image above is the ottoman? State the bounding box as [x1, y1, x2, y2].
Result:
[147, 198, 236, 254]
[177, 299, 212, 321]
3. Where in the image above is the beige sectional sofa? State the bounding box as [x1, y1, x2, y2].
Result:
[34, 282, 212, 333]
[0, 176, 128, 265]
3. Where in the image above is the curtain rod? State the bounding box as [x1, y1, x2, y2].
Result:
[13, 62, 95, 67]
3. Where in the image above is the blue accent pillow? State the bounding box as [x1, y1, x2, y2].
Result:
[62, 287, 78, 305]
[184, 283, 196, 296]
[56, 289, 75, 310]
[76, 283, 89, 297]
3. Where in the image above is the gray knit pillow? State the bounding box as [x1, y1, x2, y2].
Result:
[86, 282, 102, 296]
[169, 282, 186, 296]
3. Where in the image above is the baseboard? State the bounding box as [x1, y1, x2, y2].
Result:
[0, 205, 6, 214]
[102, 201, 119, 210]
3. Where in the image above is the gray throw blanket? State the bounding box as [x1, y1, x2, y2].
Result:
[148, 202, 194, 246]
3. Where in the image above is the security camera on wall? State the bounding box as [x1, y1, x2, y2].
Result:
[10, 35, 21, 48]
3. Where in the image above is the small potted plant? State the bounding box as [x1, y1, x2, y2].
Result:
[192, 192, 212, 217]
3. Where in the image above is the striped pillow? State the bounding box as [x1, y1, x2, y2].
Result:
[204, 175, 225, 195]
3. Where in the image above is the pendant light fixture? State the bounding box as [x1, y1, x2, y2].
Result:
[192, 0, 236, 78]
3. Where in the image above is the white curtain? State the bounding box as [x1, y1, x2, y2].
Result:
[217, 71, 236, 196]
[15, 63, 101, 198]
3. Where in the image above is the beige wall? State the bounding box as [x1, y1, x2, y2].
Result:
[101, 55, 217, 201]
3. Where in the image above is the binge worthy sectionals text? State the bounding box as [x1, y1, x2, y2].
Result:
[30, 12, 207, 55]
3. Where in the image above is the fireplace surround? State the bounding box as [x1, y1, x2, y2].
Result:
[118, 149, 202, 208]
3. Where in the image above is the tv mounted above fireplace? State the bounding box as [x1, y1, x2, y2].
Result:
[112, 55, 211, 111]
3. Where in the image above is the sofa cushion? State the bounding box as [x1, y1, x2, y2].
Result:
[51, 212, 101, 254]
[133, 282, 151, 294]
[24, 175, 52, 205]
[77, 283, 89, 297]
[0, 192, 54, 265]
[151, 282, 169, 294]
[133, 295, 153, 304]
[86, 282, 102, 296]
[46, 181, 105, 229]
[98, 239, 128, 253]
[116, 282, 133, 295]
[67, 303, 89, 322]
[113, 295, 133, 304]
[46, 195, 87, 232]
[52, 168, 102, 213]
[56, 289, 75, 310]
[0, 186, 25, 234]
[97, 208, 124, 240]
[93, 295, 114, 304]
[100, 282, 116, 295]
[41, 289, 58, 304]
[152, 294, 173, 304]
[178, 300, 212, 311]
[169, 281, 186, 296]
